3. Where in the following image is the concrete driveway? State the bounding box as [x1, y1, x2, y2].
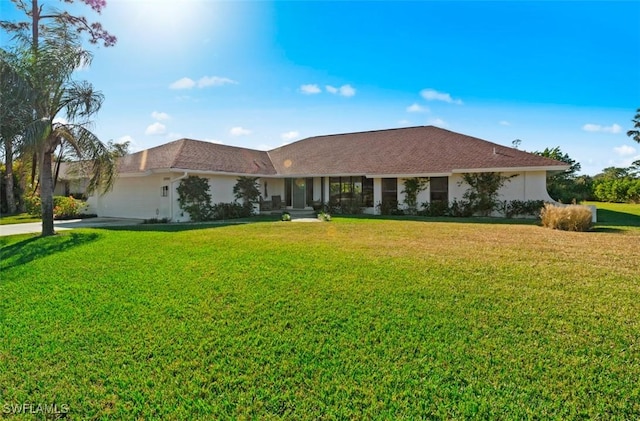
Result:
[0, 217, 143, 237]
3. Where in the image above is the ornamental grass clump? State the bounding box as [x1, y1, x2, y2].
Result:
[540, 203, 593, 231]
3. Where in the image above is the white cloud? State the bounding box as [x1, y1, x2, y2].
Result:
[420, 89, 463, 105]
[116, 135, 141, 152]
[170, 76, 237, 90]
[281, 131, 300, 141]
[169, 77, 196, 90]
[151, 111, 170, 121]
[117, 135, 134, 143]
[499, 120, 510, 126]
[582, 123, 622, 134]
[198, 76, 237, 88]
[300, 84, 321, 94]
[145, 122, 167, 136]
[428, 118, 447, 127]
[326, 84, 356, 97]
[230, 126, 251, 136]
[613, 145, 637, 156]
[406, 103, 429, 113]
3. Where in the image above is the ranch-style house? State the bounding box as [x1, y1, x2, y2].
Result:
[86, 126, 569, 220]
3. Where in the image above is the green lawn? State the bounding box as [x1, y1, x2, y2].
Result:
[1, 216, 639, 419]
[584, 201, 640, 228]
[0, 213, 41, 225]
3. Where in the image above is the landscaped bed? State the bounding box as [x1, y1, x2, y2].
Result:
[1, 214, 639, 418]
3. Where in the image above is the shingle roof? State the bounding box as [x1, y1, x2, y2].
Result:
[118, 126, 568, 176]
[267, 126, 568, 176]
[118, 138, 277, 175]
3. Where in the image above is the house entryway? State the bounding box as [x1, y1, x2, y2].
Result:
[292, 178, 306, 208]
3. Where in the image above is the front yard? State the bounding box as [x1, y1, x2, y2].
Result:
[1, 215, 638, 418]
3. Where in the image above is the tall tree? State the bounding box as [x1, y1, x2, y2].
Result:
[627, 108, 640, 143]
[5, 23, 115, 235]
[1, 0, 116, 49]
[533, 147, 588, 203]
[2, 0, 116, 235]
[0, 51, 35, 214]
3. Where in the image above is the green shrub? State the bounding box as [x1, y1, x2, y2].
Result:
[505, 200, 545, 218]
[328, 198, 364, 215]
[593, 178, 640, 203]
[281, 212, 291, 221]
[419, 201, 449, 217]
[448, 199, 474, 217]
[177, 176, 214, 222]
[53, 196, 87, 219]
[210, 202, 251, 220]
[460, 172, 516, 216]
[376, 200, 404, 216]
[25, 195, 41, 217]
[143, 218, 170, 224]
[25, 195, 87, 219]
[540, 203, 593, 231]
[317, 211, 331, 222]
[401, 177, 429, 215]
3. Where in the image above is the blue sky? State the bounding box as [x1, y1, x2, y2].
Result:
[2, 0, 639, 175]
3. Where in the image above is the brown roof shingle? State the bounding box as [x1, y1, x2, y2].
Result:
[118, 126, 568, 176]
[118, 139, 277, 175]
[267, 126, 568, 176]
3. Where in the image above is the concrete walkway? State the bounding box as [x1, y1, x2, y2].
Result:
[0, 217, 143, 237]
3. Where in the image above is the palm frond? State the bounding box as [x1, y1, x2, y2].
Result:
[21, 118, 52, 150]
[64, 124, 117, 195]
[62, 80, 104, 121]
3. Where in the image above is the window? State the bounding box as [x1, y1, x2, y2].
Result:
[329, 176, 374, 207]
[430, 177, 448, 202]
[284, 178, 292, 206]
[381, 178, 398, 207]
[161, 185, 169, 197]
[362, 178, 374, 207]
[306, 177, 314, 205]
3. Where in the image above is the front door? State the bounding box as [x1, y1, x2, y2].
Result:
[293, 178, 306, 208]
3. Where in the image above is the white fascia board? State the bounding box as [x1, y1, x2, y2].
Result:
[451, 166, 570, 173]
[364, 173, 452, 178]
[117, 171, 153, 178]
[168, 168, 276, 177]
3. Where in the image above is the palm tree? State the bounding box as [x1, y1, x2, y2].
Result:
[1, 50, 34, 214]
[14, 22, 116, 236]
[627, 108, 640, 143]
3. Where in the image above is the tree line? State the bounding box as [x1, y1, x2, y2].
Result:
[532, 111, 640, 204]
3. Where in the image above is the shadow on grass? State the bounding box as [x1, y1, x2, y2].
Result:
[334, 214, 540, 226]
[591, 227, 626, 233]
[0, 232, 100, 271]
[96, 216, 282, 233]
[595, 209, 640, 227]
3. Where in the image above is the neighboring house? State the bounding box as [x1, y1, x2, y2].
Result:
[53, 162, 90, 198]
[87, 126, 569, 221]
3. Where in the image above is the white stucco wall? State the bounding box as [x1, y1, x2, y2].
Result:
[88, 175, 167, 219]
[90, 171, 557, 220]
[448, 171, 554, 203]
[90, 173, 255, 221]
[398, 178, 430, 209]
